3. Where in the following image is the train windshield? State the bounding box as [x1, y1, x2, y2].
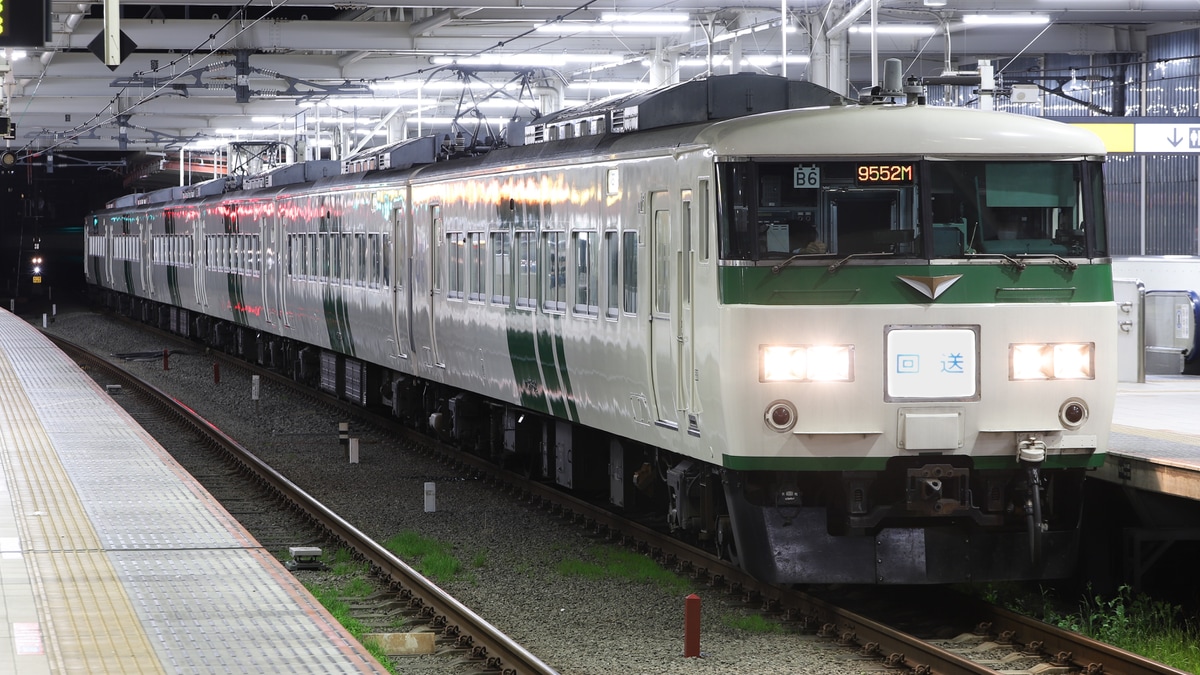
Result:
[715, 159, 1106, 262]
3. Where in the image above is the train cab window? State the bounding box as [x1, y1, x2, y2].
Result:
[929, 161, 1095, 257]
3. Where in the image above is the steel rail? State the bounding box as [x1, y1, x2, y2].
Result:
[49, 334, 558, 675]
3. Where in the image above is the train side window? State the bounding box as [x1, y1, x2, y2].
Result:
[447, 232, 465, 300]
[468, 232, 486, 302]
[491, 230, 512, 306]
[381, 233, 392, 288]
[542, 231, 566, 313]
[604, 231, 619, 319]
[698, 179, 711, 263]
[572, 231, 598, 317]
[356, 234, 368, 287]
[622, 230, 638, 314]
[653, 206, 670, 315]
[515, 230, 536, 309]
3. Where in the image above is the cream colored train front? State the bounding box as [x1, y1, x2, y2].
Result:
[84, 73, 1115, 585]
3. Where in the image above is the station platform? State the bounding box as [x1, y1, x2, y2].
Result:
[0, 309, 386, 674]
[1093, 375, 1200, 500]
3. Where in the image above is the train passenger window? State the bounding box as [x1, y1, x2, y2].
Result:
[542, 231, 566, 313]
[697, 180, 711, 263]
[622, 230, 638, 314]
[357, 235, 368, 287]
[381, 234, 392, 288]
[604, 231, 619, 319]
[572, 231, 598, 317]
[447, 233, 465, 300]
[491, 231, 511, 306]
[468, 232, 486, 302]
[515, 231, 536, 309]
[653, 206, 670, 315]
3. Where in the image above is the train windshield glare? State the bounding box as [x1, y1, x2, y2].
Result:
[716, 160, 1106, 262]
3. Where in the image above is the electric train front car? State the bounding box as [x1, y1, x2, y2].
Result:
[701, 103, 1114, 584]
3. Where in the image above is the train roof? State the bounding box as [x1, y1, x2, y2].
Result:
[696, 103, 1108, 159]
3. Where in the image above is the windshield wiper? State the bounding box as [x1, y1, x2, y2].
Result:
[1015, 253, 1079, 271]
[963, 252, 1027, 271]
[827, 251, 894, 274]
[770, 252, 827, 275]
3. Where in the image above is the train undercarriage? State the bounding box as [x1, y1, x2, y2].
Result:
[100, 290, 1085, 586]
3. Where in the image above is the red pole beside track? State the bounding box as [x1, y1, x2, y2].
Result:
[213, 362, 220, 384]
[684, 593, 701, 657]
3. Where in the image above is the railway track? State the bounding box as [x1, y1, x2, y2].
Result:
[50, 333, 556, 675]
[44, 316, 1190, 675]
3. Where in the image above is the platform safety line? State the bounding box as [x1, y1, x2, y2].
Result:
[0, 333, 165, 675]
[1111, 423, 1200, 448]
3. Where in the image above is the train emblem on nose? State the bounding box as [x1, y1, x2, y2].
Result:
[897, 274, 963, 300]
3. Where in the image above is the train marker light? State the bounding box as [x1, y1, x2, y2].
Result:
[765, 400, 797, 432]
[1059, 398, 1089, 429]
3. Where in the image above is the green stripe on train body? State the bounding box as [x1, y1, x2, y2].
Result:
[504, 313, 580, 420]
[322, 286, 353, 356]
[719, 263, 1114, 305]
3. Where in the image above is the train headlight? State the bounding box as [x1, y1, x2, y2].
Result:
[760, 344, 853, 382]
[1009, 342, 1094, 380]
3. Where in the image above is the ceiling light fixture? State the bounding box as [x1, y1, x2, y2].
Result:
[600, 12, 689, 23]
[849, 25, 939, 35]
[431, 53, 625, 67]
[923, 0, 947, 6]
[962, 14, 1050, 25]
[536, 22, 690, 34]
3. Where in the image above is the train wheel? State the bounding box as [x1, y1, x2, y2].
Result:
[716, 515, 739, 567]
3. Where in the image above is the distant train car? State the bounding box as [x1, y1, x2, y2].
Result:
[86, 71, 1116, 584]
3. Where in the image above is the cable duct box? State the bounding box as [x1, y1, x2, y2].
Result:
[1011, 84, 1041, 104]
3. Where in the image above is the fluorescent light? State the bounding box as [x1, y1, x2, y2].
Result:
[600, 11, 689, 23]
[432, 53, 624, 66]
[567, 81, 651, 92]
[715, 22, 795, 43]
[536, 22, 690, 34]
[849, 25, 938, 35]
[962, 14, 1050, 25]
[679, 55, 809, 67]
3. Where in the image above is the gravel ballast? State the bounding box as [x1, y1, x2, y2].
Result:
[40, 307, 872, 675]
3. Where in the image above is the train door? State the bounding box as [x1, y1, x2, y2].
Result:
[194, 214, 207, 308]
[416, 201, 444, 369]
[649, 190, 680, 426]
[140, 211, 153, 297]
[262, 202, 277, 327]
[679, 189, 695, 414]
[391, 198, 411, 359]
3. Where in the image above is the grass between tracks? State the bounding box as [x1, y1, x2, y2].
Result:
[986, 584, 1200, 672]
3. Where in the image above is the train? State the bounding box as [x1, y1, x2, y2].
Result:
[85, 70, 1116, 585]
